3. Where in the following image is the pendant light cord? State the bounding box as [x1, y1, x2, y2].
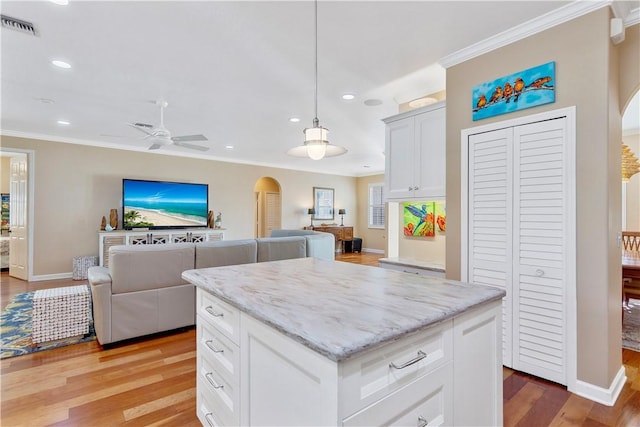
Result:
[313, 0, 319, 127]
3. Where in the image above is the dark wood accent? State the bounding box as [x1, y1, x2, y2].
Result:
[1, 255, 638, 426]
[312, 225, 354, 252]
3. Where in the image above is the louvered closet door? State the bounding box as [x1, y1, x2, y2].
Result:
[512, 118, 567, 385]
[468, 129, 514, 367]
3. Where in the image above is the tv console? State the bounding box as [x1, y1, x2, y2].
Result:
[98, 228, 224, 267]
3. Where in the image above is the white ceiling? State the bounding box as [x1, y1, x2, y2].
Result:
[1, 1, 637, 176]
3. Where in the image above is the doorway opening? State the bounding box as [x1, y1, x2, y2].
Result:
[254, 177, 282, 238]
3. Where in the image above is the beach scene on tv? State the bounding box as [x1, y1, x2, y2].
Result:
[123, 180, 208, 229]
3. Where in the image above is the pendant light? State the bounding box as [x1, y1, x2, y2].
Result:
[287, 0, 347, 160]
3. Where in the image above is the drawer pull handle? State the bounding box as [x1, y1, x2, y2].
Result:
[205, 306, 224, 317]
[535, 269, 544, 277]
[418, 415, 429, 427]
[205, 372, 224, 389]
[205, 340, 224, 354]
[389, 350, 427, 370]
[204, 412, 215, 427]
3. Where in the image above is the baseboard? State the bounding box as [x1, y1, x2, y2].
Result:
[570, 366, 626, 406]
[362, 248, 384, 254]
[31, 272, 74, 282]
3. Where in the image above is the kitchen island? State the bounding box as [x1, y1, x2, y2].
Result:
[182, 257, 505, 426]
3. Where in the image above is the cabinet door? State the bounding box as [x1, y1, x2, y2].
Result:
[385, 117, 416, 200]
[467, 128, 513, 367]
[414, 107, 446, 199]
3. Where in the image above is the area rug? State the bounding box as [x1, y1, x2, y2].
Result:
[623, 298, 640, 352]
[0, 291, 95, 359]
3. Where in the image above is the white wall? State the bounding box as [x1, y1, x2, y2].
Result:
[1, 135, 357, 277]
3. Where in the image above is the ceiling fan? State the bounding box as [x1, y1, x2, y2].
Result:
[128, 100, 209, 151]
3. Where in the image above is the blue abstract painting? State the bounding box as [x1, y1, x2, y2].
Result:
[472, 61, 555, 121]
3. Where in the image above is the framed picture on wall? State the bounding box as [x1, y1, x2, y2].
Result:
[313, 187, 334, 220]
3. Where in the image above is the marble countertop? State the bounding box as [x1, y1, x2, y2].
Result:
[182, 258, 504, 362]
[378, 257, 445, 272]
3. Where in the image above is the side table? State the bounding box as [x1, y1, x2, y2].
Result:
[32, 285, 91, 344]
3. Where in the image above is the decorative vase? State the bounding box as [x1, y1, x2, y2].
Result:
[208, 210, 214, 229]
[109, 209, 118, 230]
[100, 216, 106, 231]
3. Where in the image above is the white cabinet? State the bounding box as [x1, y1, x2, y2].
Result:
[98, 228, 224, 266]
[465, 115, 574, 386]
[196, 288, 502, 427]
[384, 102, 446, 201]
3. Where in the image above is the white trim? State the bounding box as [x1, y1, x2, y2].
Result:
[571, 366, 627, 406]
[460, 106, 577, 392]
[0, 147, 35, 282]
[439, 1, 610, 68]
[362, 248, 384, 254]
[31, 272, 74, 282]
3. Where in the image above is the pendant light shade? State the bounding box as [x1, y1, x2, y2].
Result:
[287, 0, 347, 160]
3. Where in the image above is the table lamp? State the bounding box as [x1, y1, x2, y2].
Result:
[338, 209, 346, 226]
[308, 208, 315, 228]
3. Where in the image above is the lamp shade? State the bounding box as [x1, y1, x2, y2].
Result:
[338, 209, 346, 215]
[308, 208, 315, 215]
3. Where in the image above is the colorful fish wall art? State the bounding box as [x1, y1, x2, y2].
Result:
[472, 61, 555, 121]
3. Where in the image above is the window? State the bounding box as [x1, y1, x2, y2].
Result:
[368, 183, 385, 229]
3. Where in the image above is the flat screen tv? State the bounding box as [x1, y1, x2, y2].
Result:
[122, 179, 209, 230]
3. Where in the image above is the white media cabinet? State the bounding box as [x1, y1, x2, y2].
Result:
[98, 228, 224, 267]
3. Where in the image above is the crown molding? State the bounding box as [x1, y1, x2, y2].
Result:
[439, 1, 612, 69]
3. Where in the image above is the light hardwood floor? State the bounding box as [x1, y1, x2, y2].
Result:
[1, 254, 639, 426]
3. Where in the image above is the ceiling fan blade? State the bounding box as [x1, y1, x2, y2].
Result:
[173, 141, 210, 152]
[148, 143, 163, 150]
[171, 134, 208, 142]
[127, 122, 155, 136]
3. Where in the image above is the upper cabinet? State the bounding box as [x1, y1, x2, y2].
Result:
[384, 102, 446, 201]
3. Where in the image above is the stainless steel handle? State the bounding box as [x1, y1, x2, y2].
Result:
[205, 339, 224, 353]
[418, 415, 429, 427]
[205, 372, 224, 389]
[389, 350, 427, 369]
[205, 306, 224, 317]
[535, 269, 544, 277]
[204, 413, 215, 427]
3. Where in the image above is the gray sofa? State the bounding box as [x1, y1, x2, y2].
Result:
[87, 230, 334, 345]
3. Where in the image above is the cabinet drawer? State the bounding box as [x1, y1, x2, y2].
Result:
[340, 320, 452, 417]
[342, 363, 452, 426]
[198, 288, 240, 345]
[198, 316, 240, 385]
[197, 377, 237, 427]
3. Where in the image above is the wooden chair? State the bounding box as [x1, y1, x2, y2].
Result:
[622, 232, 640, 307]
[622, 231, 640, 251]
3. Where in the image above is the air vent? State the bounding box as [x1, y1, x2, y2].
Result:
[1, 15, 37, 36]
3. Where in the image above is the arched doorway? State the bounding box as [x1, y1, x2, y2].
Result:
[254, 177, 282, 238]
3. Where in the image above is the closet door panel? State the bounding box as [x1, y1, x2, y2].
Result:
[512, 118, 567, 385]
[468, 129, 513, 367]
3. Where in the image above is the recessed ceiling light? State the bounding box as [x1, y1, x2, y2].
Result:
[364, 99, 382, 107]
[342, 93, 355, 101]
[289, 117, 300, 123]
[363, 165, 371, 168]
[35, 98, 55, 104]
[51, 59, 71, 69]
[57, 120, 70, 125]
[408, 97, 438, 108]
[225, 145, 234, 150]
[49, 0, 69, 4]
